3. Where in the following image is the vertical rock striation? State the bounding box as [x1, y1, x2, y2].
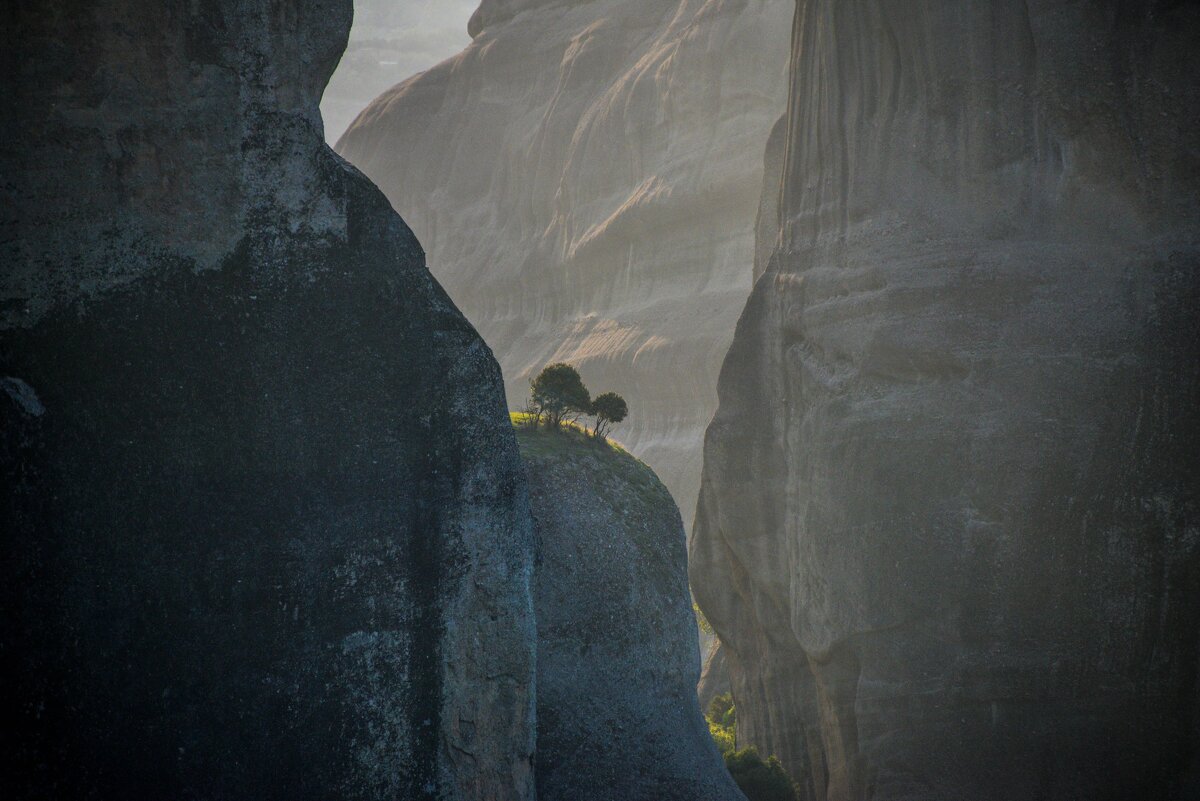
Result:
[335, 0, 793, 528]
[1, 2, 534, 799]
[692, 2, 1200, 800]
[515, 424, 743, 801]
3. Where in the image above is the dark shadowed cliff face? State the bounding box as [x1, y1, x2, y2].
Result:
[692, 2, 1200, 800]
[515, 423, 744, 801]
[1, 3, 534, 799]
[336, 0, 792, 531]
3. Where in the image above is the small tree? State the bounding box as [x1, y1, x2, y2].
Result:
[706, 692, 737, 756]
[724, 748, 799, 801]
[590, 391, 628, 440]
[708, 693, 736, 732]
[518, 396, 542, 429]
[530, 363, 591, 430]
[706, 695, 801, 800]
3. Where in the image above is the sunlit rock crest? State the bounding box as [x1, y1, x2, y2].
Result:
[336, 0, 793, 529]
[2, 2, 535, 798]
[692, 1, 1200, 799]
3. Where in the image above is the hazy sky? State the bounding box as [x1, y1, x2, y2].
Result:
[322, 0, 479, 143]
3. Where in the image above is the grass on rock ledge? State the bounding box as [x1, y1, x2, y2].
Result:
[508, 412, 670, 508]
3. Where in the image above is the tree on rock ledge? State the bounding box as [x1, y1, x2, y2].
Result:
[590, 391, 628, 441]
[530, 363, 591, 429]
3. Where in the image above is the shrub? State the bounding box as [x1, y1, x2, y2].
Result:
[693, 601, 715, 636]
[590, 391, 628, 440]
[709, 715, 736, 756]
[724, 748, 798, 801]
[708, 692, 736, 731]
[706, 694, 800, 801]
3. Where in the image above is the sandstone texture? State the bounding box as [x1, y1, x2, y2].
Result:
[692, 2, 1200, 800]
[2, 3, 534, 799]
[515, 423, 743, 801]
[336, 0, 793, 529]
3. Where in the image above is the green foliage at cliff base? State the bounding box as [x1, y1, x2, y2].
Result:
[706, 693, 800, 801]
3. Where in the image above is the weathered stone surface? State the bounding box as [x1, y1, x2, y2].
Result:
[692, 2, 1200, 800]
[697, 638, 732, 711]
[2, 2, 534, 799]
[335, 0, 792, 529]
[516, 424, 743, 800]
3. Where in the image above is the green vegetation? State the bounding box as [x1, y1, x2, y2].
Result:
[693, 600, 715, 636]
[529, 362, 591, 429]
[508, 411, 675, 582]
[510, 412, 631, 458]
[707, 692, 737, 755]
[724, 748, 800, 801]
[590, 391, 628, 440]
[709, 718, 736, 756]
[525, 363, 629, 442]
[709, 693, 736, 731]
[509, 412, 666, 504]
[706, 693, 801, 801]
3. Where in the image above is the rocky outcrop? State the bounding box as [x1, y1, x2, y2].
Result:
[516, 423, 742, 800]
[2, 3, 534, 799]
[692, 2, 1200, 800]
[336, 0, 792, 528]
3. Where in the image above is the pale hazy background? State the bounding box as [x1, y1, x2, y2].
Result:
[321, 0, 478, 144]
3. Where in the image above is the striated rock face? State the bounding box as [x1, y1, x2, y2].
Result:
[516, 424, 742, 801]
[2, 2, 534, 799]
[336, 0, 792, 528]
[697, 638, 732, 711]
[319, 0, 476, 144]
[692, 2, 1200, 800]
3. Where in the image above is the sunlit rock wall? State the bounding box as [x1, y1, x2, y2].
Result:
[692, 2, 1200, 800]
[1, 2, 535, 798]
[336, 0, 792, 528]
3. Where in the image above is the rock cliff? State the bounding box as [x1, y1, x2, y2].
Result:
[692, 2, 1200, 800]
[515, 421, 742, 801]
[2, 3, 534, 799]
[335, 0, 792, 528]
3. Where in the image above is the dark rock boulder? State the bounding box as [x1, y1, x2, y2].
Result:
[1, 2, 535, 799]
[514, 422, 742, 801]
[692, 2, 1200, 800]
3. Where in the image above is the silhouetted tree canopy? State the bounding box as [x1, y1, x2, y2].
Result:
[530, 363, 591, 429]
[590, 391, 628, 440]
